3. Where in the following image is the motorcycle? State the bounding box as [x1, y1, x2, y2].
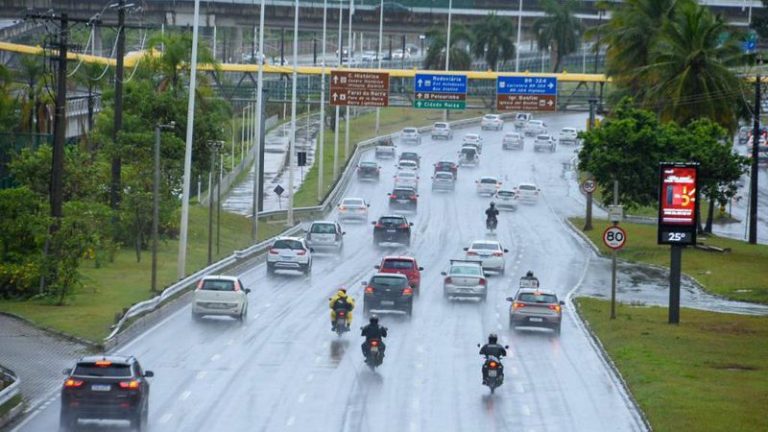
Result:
[486, 217, 498, 233]
[334, 310, 350, 336]
[478, 343, 509, 394]
[364, 339, 384, 370]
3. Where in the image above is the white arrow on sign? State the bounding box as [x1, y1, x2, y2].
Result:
[333, 75, 339, 84]
[417, 79, 423, 86]
[332, 93, 338, 101]
[547, 100, 554, 106]
[548, 82, 554, 89]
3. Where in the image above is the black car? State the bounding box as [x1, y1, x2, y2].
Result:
[398, 151, 421, 168]
[362, 273, 414, 316]
[388, 187, 418, 212]
[60, 355, 153, 431]
[357, 161, 380, 181]
[372, 215, 413, 246]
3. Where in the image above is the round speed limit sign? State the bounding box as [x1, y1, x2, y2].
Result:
[603, 226, 627, 250]
[582, 179, 596, 194]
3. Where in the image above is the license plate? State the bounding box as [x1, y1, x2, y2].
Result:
[529, 317, 543, 323]
[371, 346, 379, 353]
[386, 229, 396, 233]
[381, 301, 395, 306]
[280, 255, 292, 260]
[488, 370, 498, 377]
[397, 199, 408, 204]
[91, 384, 111, 392]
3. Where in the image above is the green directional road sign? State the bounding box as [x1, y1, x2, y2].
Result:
[413, 100, 466, 110]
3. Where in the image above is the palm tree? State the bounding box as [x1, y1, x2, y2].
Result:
[146, 31, 216, 93]
[16, 56, 53, 134]
[471, 14, 515, 71]
[423, 25, 473, 71]
[532, 0, 582, 72]
[0, 65, 18, 132]
[640, 4, 745, 129]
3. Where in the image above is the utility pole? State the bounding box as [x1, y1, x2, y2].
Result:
[111, 0, 126, 211]
[51, 14, 68, 224]
[152, 122, 174, 293]
[207, 140, 223, 264]
[401, 34, 406, 69]
[318, 0, 328, 202]
[287, 0, 300, 227]
[749, 58, 762, 244]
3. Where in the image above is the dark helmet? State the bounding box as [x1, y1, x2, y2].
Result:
[488, 333, 498, 344]
[370, 315, 379, 325]
[489, 202, 496, 208]
[526, 270, 534, 278]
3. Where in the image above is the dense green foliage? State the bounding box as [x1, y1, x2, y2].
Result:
[532, 0, 582, 72]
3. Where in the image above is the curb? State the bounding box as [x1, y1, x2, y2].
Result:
[0, 398, 24, 431]
[0, 312, 100, 351]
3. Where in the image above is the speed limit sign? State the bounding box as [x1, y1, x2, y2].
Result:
[582, 179, 596, 194]
[603, 226, 627, 250]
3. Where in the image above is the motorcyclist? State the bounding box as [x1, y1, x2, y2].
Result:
[485, 202, 499, 228]
[520, 270, 539, 288]
[361, 315, 388, 358]
[329, 287, 355, 331]
[479, 333, 507, 384]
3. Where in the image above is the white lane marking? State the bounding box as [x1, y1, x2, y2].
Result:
[253, 313, 261, 319]
[306, 374, 314, 382]
[286, 416, 295, 426]
[298, 393, 306, 403]
[509, 366, 518, 376]
[515, 382, 525, 393]
[211, 354, 221, 362]
[196, 371, 207, 380]
[522, 404, 531, 416]
[159, 413, 173, 424]
[180, 390, 191, 401]
[314, 355, 322, 364]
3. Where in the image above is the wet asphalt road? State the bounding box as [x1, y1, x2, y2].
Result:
[15, 113, 651, 432]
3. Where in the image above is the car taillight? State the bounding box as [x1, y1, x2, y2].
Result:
[467, 251, 478, 256]
[409, 196, 417, 201]
[371, 340, 379, 347]
[399, 224, 409, 228]
[339, 206, 347, 212]
[488, 361, 498, 369]
[196, 280, 203, 290]
[268, 248, 279, 255]
[365, 286, 375, 294]
[479, 278, 487, 286]
[513, 302, 525, 309]
[548, 304, 562, 313]
[403, 287, 413, 295]
[492, 252, 503, 257]
[390, 194, 397, 199]
[297, 250, 306, 256]
[375, 223, 384, 228]
[64, 379, 84, 388]
[444, 277, 452, 284]
[119, 380, 140, 390]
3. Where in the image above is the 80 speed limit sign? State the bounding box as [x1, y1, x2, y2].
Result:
[603, 226, 627, 250]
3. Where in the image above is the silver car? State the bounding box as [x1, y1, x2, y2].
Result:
[431, 171, 455, 191]
[533, 134, 557, 152]
[514, 112, 532, 129]
[305, 221, 344, 253]
[192, 276, 250, 321]
[502, 132, 524, 150]
[494, 189, 518, 211]
[431, 122, 454, 140]
[507, 288, 564, 334]
[524, 120, 547, 137]
[338, 197, 369, 222]
[394, 170, 419, 191]
[400, 127, 422, 145]
[442, 259, 488, 301]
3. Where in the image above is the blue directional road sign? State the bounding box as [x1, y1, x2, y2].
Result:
[414, 73, 467, 94]
[497, 76, 557, 95]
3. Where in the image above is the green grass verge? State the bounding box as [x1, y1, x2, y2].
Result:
[0, 393, 22, 418]
[293, 107, 487, 208]
[571, 217, 768, 304]
[576, 298, 768, 432]
[0, 206, 285, 342]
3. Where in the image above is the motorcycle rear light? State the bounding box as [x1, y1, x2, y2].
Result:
[489, 361, 498, 369]
[371, 340, 379, 347]
[403, 287, 413, 295]
[119, 380, 140, 390]
[365, 286, 375, 294]
[64, 379, 84, 388]
[548, 304, 562, 313]
[338, 311, 346, 316]
[513, 302, 525, 309]
[268, 248, 279, 255]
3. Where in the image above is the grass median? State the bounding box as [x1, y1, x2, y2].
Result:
[576, 298, 768, 431]
[293, 107, 487, 208]
[0, 206, 285, 342]
[571, 217, 768, 304]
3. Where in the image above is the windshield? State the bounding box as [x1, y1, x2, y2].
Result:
[537, 135, 550, 140]
[272, 239, 304, 250]
[403, 128, 417, 133]
[480, 178, 497, 184]
[342, 199, 365, 207]
[382, 259, 415, 270]
[471, 243, 499, 250]
[200, 279, 236, 291]
[519, 184, 537, 191]
[310, 224, 336, 234]
[484, 115, 497, 120]
[451, 265, 482, 276]
[73, 363, 132, 378]
[359, 162, 377, 168]
[401, 153, 418, 159]
[435, 173, 453, 179]
[380, 217, 406, 225]
[518, 293, 559, 304]
[434, 123, 447, 129]
[397, 172, 416, 179]
[371, 276, 408, 287]
[498, 190, 515, 197]
[392, 189, 414, 198]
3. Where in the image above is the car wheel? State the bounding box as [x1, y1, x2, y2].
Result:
[405, 302, 413, 317]
[480, 292, 487, 302]
[363, 302, 372, 316]
[266, 263, 274, 277]
[238, 305, 247, 322]
[59, 412, 77, 432]
[191, 311, 204, 322]
[554, 324, 562, 335]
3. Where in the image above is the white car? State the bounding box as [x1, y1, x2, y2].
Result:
[494, 189, 518, 211]
[481, 114, 504, 131]
[476, 176, 501, 196]
[338, 197, 370, 222]
[192, 275, 250, 321]
[400, 127, 422, 145]
[375, 138, 397, 158]
[558, 127, 579, 146]
[463, 133, 483, 152]
[396, 160, 419, 171]
[514, 183, 541, 203]
[514, 112, 532, 129]
[464, 240, 509, 274]
[524, 120, 547, 137]
[361, 50, 379, 62]
[442, 259, 488, 301]
[533, 134, 557, 152]
[267, 237, 313, 276]
[502, 132, 524, 150]
[431, 171, 456, 191]
[431, 122, 454, 140]
[305, 220, 345, 253]
[394, 170, 419, 191]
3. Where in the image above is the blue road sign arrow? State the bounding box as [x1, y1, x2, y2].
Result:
[414, 73, 468, 94]
[497, 76, 558, 95]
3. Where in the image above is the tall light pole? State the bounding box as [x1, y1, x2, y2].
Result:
[207, 140, 223, 265]
[444, 0, 453, 122]
[287, 0, 299, 227]
[334, 0, 343, 179]
[177, 0, 202, 278]
[252, 0, 266, 241]
[374, 0, 384, 134]
[344, 0, 354, 158]
[318, 0, 328, 201]
[515, 0, 523, 72]
[152, 122, 175, 293]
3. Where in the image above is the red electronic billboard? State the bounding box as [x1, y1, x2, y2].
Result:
[658, 163, 699, 245]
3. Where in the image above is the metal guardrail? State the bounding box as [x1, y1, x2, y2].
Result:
[102, 113, 490, 345]
[0, 365, 20, 410]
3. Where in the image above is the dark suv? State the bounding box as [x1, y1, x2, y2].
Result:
[357, 161, 380, 181]
[362, 273, 414, 316]
[434, 160, 458, 179]
[388, 187, 418, 212]
[372, 215, 413, 246]
[60, 355, 153, 431]
[398, 151, 421, 168]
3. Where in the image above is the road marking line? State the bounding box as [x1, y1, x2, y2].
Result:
[298, 393, 306, 403]
[159, 413, 173, 424]
[180, 391, 191, 401]
[196, 371, 207, 380]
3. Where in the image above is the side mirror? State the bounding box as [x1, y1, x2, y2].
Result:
[360, 281, 367, 286]
[559, 301, 565, 305]
[245, 288, 252, 294]
[342, 232, 346, 235]
[440, 271, 447, 276]
[476, 343, 481, 348]
[504, 345, 509, 349]
[463, 247, 468, 251]
[309, 248, 315, 253]
[371, 221, 376, 225]
[409, 222, 414, 226]
[503, 249, 509, 253]
[367, 204, 370, 207]
[505, 297, 514, 302]
[62, 368, 72, 375]
[374, 265, 380, 269]
[418, 267, 424, 271]
[144, 371, 154, 378]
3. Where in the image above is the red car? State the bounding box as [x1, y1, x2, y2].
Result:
[375, 256, 424, 295]
[434, 160, 458, 179]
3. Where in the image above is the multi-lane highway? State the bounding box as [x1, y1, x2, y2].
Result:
[16, 112, 648, 432]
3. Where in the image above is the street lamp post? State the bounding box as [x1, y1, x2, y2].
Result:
[253, 0, 267, 241]
[287, 0, 300, 227]
[419, 34, 425, 60]
[152, 122, 175, 293]
[374, 0, 384, 135]
[515, 0, 523, 72]
[207, 140, 223, 265]
[318, 0, 328, 201]
[444, 0, 453, 122]
[344, 0, 353, 159]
